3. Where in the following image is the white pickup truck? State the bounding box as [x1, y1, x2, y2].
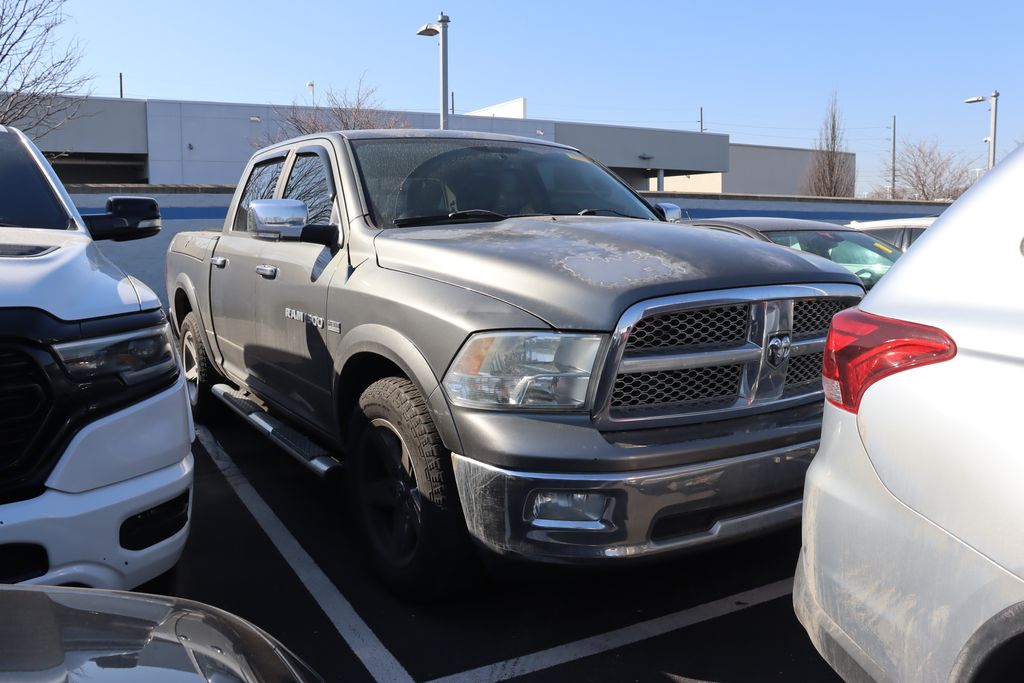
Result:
[0, 125, 193, 589]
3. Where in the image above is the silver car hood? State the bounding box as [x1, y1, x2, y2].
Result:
[0, 585, 320, 682]
[374, 215, 859, 330]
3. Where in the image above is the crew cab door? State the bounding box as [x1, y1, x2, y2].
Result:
[250, 144, 345, 425]
[209, 153, 287, 382]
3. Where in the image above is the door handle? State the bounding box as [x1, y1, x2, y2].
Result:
[255, 264, 278, 279]
[210, 256, 228, 268]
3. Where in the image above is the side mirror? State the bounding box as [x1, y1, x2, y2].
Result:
[248, 199, 338, 247]
[84, 196, 162, 241]
[654, 202, 683, 223]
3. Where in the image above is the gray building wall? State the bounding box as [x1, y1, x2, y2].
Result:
[663, 144, 856, 197]
[32, 96, 734, 189]
[36, 98, 148, 154]
[553, 121, 728, 175]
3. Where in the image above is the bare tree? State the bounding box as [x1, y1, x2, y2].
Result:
[269, 77, 406, 142]
[0, 0, 91, 137]
[803, 92, 855, 197]
[871, 138, 975, 200]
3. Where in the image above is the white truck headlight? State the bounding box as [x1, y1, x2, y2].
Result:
[443, 332, 604, 410]
[54, 323, 178, 385]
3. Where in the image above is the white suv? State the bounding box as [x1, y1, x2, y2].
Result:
[796, 147, 1024, 681]
[0, 126, 193, 589]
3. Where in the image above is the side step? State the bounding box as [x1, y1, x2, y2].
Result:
[212, 384, 342, 480]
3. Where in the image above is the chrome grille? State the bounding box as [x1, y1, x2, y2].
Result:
[625, 304, 749, 353]
[793, 298, 852, 339]
[785, 352, 824, 387]
[0, 349, 49, 467]
[611, 365, 742, 410]
[596, 284, 863, 427]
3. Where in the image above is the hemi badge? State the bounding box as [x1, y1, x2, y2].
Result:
[327, 320, 341, 333]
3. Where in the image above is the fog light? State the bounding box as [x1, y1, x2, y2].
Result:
[529, 491, 613, 530]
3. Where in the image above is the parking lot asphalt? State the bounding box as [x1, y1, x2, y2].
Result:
[140, 404, 840, 683]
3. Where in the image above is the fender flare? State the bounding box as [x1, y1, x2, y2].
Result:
[333, 323, 463, 454]
[170, 273, 222, 370]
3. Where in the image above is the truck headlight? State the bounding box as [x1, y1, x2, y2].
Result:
[55, 323, 178, 385]
[443, 332, 604, 410]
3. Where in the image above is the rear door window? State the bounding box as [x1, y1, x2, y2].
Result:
[233, 158, 285, 231]
[865, 227, 902, 247]
[906, 227, 926, 247]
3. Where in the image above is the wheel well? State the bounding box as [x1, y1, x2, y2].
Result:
[971, 631, 1024, 682]
[173, 288, 192, 331]
[336, 352, 409, 443]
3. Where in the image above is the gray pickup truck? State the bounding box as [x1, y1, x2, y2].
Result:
[166, 129, 862, 596]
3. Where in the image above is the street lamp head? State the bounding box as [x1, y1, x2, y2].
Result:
[964, 96, 986, 104]
[417, 23, 440, 36]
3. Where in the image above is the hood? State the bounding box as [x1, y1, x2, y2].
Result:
[0, 585, 321, 682]
[374, 216, 861, 329]
[0, 228, 149, 320]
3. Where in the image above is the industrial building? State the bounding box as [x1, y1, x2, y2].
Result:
[31, 95, 853, 196]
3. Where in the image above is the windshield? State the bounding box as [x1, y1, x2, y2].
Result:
[766, 229, 900, 289]
[349, 138, 658, 228]
[0, 132, 70, 230]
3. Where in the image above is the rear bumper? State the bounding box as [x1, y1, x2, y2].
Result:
[793, 550, 880, 683]
[795, 405, 1024, 683]
[452, 439, 815, 562]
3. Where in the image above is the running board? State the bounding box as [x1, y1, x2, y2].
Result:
[211, 384, 342, 480]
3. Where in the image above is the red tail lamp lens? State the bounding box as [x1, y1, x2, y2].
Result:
[822, 308, 956, 413]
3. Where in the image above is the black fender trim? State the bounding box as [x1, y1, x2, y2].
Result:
[949, 601, 1024, 682]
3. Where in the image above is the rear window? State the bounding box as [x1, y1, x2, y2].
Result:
[0, 133, 69, 230]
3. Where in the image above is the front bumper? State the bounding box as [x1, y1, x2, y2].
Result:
[0, 454, 193, 589]
[452, 439, 815, 561]
[0, 378, 195, 589]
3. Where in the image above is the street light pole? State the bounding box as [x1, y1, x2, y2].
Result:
[890, 114, 896, 199]
[416, 12, 451, 130]
[964, 90, 1000, 171]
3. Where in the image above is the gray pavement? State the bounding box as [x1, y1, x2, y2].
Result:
[140, 404, 840, 682]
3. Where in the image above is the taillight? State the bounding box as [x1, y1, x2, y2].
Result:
[822, 308, 956, 413]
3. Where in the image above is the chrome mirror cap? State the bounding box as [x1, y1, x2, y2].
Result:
[247, 198, 308, 238]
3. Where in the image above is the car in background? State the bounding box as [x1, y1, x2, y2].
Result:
[847, 215, 937, 251]
[795, 148, 1024, 681]
[0, 584, 321, 681]
[0, 125, 193, 589]
[684, 217, 900, 290]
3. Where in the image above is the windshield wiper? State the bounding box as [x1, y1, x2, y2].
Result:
[393, 209, 510, 227]
[575, 208, 645, 219]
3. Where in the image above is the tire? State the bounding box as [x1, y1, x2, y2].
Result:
[347, 377, 475, 599]
[179, 312, 219, 421]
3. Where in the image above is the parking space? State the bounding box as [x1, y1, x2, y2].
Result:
[139, 405, 840, 682]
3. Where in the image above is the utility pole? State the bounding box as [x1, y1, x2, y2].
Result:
[119, 72, 123, 98]
[890, 114, 896, 199]
[698, 106, 705, 133]
[451, 91, 455, 115]
[988, 90, 999, 170]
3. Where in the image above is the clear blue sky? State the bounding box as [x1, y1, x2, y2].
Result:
[59, 0, 1021, 193]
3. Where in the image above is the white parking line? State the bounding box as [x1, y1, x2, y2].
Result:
[427, 577, 794, 683]
[195, 426, 414, 683]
